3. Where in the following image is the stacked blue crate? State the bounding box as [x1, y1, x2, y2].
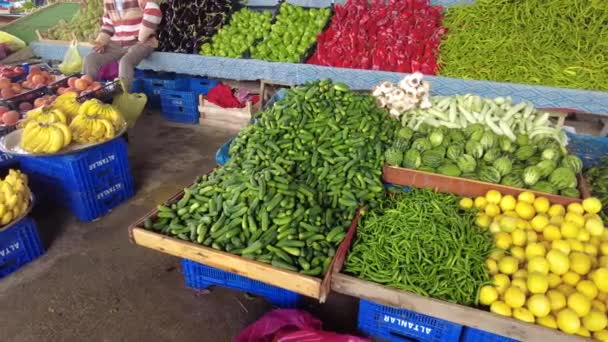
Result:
[357, 299, 463, 342]
[0, 217, 44, 278]
[460, 327, 518, 342]
[159, 88, 200, 124]
[181, 259, 301, 308]
[17, 138, 135, 222]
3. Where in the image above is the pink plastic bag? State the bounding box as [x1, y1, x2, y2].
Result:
[99, 61, 118, 81]
[236, 309, 370, 342]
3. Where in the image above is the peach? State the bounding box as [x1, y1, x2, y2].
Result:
[2, 110, 19, 125]
[67, 77, 78, 89]
[74, 79, 88, 91]
[1, 88, 15, 99]
[18, 102, 32, 111]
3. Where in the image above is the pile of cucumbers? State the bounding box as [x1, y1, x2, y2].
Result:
[144, 80, 396, 276]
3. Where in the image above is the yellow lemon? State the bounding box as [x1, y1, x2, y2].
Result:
[498, 256, 519, 275]
[548, 290, 567, 311]
[570, 252, 592, 275]
[499, 216, 518, 232]
[537, 314, 558, 329]
[531, 214, 550, 232]
[548, 273, 562, 288]
[504, 210, 519, 218]
[486, 189, 502, 204]
[558, 284, 576, 296]
[516, 218, 530, 229]
[513, 269, 528, 279]
[474, 196, 488, 209]
[595, 330, 608, 342]
[489, 221, 501, 234]
[550, 215, 565, 226]
[493, 274, 511, 294]
[511, 278, 528, 294]
[568, 202, 585, 215]
[601, 242, 608, 256]
[518, 191, 536, 204]
[500, 195, 517, 212]
[528, 272, 549, 294]
[489, 250, 505, 260]
[561, 221, 581, 239]
[562, 271, 581, 286]
[513, 307, 535, 323]
[533, 197, 550, 213]
[582, 197, 603, 215]
[583, 310, 608, 332]
[486, 259, 498, 275]
[577, 228, 591, 242]
[527, 294, 551, 318]
[586, 218, 605, 237]
[528, 257, 549, 274]
[591, 268, 608, 292]
[547, 249, 570, 275]
[569, 239, 585, 252]
[565, 212, 586, 227]
[527, 230, 538, 243]
[504, 286, 526, 308]
[459, 197, 474, 209]
[577, 280, 599, 300]
[511, 230, 527, 247]
[479, 285, 499, 305]
[569, 292, 592, 317]
[515, 202, 536, 220]
[576, 327, 591, 337]
[526, 242, 547, 259]
[599, 256, 608, 268]
[495, 232, 512, 250]
[584, 243, 598, 256]
[485, 203, 501, 217]
[592, 299, 607, 313]
[491, 301, 512, 317]
[475, 213, 492, 228]
[548, 204, 566, 217]
[510, 246, 526, 262]
[543, 225, 562, 241]
[557, 308, 581, 334]
[552, 240, 571, 255]
[590, 236, 602, 247]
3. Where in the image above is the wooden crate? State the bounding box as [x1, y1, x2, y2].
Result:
[197, 95, 259, 130]
[35, 30, 93, 47]
[260, 79, 293, 108]
[128, 188, 361, 302]
[330, 209, 588, 342]
[383, 165, 589, 206]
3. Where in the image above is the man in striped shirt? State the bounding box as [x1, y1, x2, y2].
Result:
[83, 0, 162, 91]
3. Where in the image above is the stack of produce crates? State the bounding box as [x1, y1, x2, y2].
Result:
[17, 138, 135, 222]
[0, 216, 44, 278]
[181, 259, 301, 307]
[131, 70, 218, 124]
[357, 299, 516, 342]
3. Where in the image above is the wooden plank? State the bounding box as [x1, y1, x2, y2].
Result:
[331, 273, 587, 342]
[383, 165, 585, 206]
[131, 227, 322, 298]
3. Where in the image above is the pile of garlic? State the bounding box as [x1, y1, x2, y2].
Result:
[372, 72, 431, 119]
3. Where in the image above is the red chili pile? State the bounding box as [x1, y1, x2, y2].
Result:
[307, 0, 445, 74]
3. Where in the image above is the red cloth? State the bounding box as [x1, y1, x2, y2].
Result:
[207, 83, 243, 108]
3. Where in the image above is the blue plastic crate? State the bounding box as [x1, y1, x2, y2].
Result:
[358, 299, 463, 342]
[460, 327, 518, 342]
[566, 131, 608, 169]
[189, 78, 218, 95]
[0, 152, 15, 168]
[131, 79, 144, 93]
[17, 138, 135, 222]
[0, 217, 44, 278]
[181, 259, 301, 308]
[161, 105, 200, 124]
[160, 89, 198, 108]
[142, 73, 190, 91]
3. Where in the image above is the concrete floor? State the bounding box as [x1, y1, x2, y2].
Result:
[0, 111, 358, 342]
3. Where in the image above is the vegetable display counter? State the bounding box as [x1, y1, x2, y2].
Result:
[30, 41, 608, 115]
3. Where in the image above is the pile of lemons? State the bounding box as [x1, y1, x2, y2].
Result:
[460, 190, 608, 340]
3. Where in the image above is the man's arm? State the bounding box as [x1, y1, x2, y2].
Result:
[138, 1, 162, 43]
[92, 12, 115, 52]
